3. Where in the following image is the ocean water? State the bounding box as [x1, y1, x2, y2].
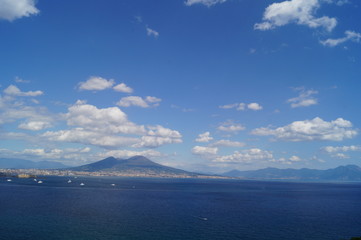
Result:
[0, 177, 360, 240]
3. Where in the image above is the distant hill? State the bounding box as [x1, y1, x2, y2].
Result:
[0, 158, 69, 169]
[69, 156, 203, 177]
[223, 165, 361, 181]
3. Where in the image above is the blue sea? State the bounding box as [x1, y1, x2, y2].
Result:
[0, 177, 360, 240]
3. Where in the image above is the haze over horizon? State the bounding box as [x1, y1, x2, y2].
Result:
[0, 0, 360, 173]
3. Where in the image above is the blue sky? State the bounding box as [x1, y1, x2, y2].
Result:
[0, 0, 360, 172]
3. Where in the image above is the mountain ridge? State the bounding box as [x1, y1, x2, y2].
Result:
[0, 158, 69, 169]
[223, 164, 361, 181]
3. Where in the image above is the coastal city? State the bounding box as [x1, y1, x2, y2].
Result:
[0, 168, 227, 179]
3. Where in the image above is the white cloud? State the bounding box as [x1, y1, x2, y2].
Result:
[289, 155, 301, 162]
[254, 0, 337, 32]
[0, 94, 54, 130]
[134, 136, 182, 148]
[147, 125, 182, 138]
[219, 102, 262, 111]
[78, 76, 115, 91]
[247, 103, 263, 111]
[96, 149, 163, 159]
[322, 145, 360, 159]
[42, 101, 181, 149]
[0, 0, 39, 21]
[210, 139, 245, 148]
[271, 155, 302, 165]
[214, 148, 274, 163]
[287, 88, 318, 108]
[184, 0, 227, 7]
[192, 146, 218, 156]
[113, 83, 133, 93]
[252, 117, 358, 142]
[134, 125, 183, 148]
[218, 121, 245, 133]
[195, 132, 213, 142]
[322, 145, 361, 153]
[0, 147, 92, 164]
[14, 77, 30, 83]
[116, 96, 161, 108]
[333, 153, 350, 159]
[18, 121, 52, 131]
[4, 85, 43, 97]
[320, 30, 361, 47]
[42, 128, 140, 148]
[146, 27, 159, 38]
[65, 100, 146, 135]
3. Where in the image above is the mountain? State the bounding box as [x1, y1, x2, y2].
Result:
[223, 165, 361, 181]
[69, 156, 202, 177]
[0, 158, 69, 169]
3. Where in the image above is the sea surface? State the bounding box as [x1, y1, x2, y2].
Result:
[0, 176, 360, 240]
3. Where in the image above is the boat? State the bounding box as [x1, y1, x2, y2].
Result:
[38, 180, 43, 184]
[6, 179, 12, 182]
[80, 183, 85, 186]
[34, 179, 37, 182]
[67, 180, 72, 183]
[111, 183, 116, 186]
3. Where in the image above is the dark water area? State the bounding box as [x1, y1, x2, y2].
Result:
[0, 176, 360, 240]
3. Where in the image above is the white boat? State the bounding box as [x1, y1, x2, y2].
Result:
[6, 179, 12, 182]
[80, 183, 85, 186]
[67, 180, 72, 183]
[34, 179, 37, 182]
[38, 180, 43, 184]
[111, 183, 116, 186]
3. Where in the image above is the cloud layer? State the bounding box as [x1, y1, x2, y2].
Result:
[0, 0, 39, 21]
[321, 30, 361, 47]
[255, 0, 337, 32]
[252, 117, 357, 141]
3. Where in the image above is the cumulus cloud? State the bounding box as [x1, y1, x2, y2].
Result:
[210, 139, 245, 148]
[42, 128, 140, 148]
[113, 83, 133, 93]
[219, 102, 263, 111]
[41, 101, 181, 149]
[0, 0, 39, 21]
[322, 145, 361, 153]
[247, 103, 263, 111]
[192, 146, 218, 156]
[134, 135, 182, 148]
[134, 125, 183, 148]
[271, 155, 302, 165]
[78, 76, 115, 91]
[287, 88, 318, 108]
[184, 0, 227, 7]
[116, 96, 161, 108]
[18, 121, 52, 131]
[0, 147, 91, 164]
[219, 103, 244, 110]
[65, 100, 146, 135]
[218, 121, 245, 133]
[0, 94, 54, 130]
[289, 155, 301, 162]
[195, 132, 213, 143]
[96, 149, 163, 159]
[146, 27, 159, 38]
[322, 145, 360, 159]
[320, 30, 361, 47]
[4, 85, 43, 97]
[254, 0, 337, 32]
[214, 148, 274, 163]
[252, 117, 358, 141]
